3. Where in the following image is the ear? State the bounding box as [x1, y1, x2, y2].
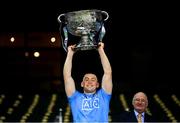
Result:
[146, 101, 148, 107]
[81, 81, 84, 87]
[96, 82, 99, 88]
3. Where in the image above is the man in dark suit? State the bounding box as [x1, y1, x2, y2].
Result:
[118, 92, 157, 122]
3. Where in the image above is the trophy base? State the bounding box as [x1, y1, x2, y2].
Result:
[74, 45, 97, 51]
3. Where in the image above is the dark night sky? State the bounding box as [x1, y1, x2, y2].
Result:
[0, 0, 114, 32]
[0, 1, 179, 93]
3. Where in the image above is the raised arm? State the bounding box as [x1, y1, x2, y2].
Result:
[98, 42, 113, 94]
[63, 45, 76, 97]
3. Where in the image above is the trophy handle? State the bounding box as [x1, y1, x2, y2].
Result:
[101, 11, 109, 21]
[62, 27, 68, 52]
[57, 14, 65, 23]
[57, 13, 68, 52]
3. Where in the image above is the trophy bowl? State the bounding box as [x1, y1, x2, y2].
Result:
[57, 9, 109, 51]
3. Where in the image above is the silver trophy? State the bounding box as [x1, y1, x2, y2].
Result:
[57, 9, 109, 51]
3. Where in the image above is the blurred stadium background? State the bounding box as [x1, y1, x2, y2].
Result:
[0, 1, 179, 122]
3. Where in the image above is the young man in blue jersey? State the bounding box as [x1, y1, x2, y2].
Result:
[63, 42, 113, 122]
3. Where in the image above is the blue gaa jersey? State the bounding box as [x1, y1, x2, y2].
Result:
[68, 89, 111, 122]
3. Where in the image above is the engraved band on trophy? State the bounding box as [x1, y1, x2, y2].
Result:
[57, 9, 109, 51]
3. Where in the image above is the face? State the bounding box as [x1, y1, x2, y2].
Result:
[81, 73, 99, 93]
[132, 92, 148, 113]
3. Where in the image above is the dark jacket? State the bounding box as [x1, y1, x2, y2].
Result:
[118, 111, 157, 122]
